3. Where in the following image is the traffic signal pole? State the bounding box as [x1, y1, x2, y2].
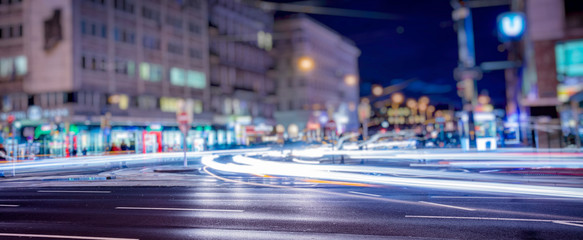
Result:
[452, 1, 479, 149]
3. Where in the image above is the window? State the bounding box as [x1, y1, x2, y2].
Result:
[127, 61, 135, 77]
[142, 6, 160, 23]
[91, 58, 96, 70]
[101, 24, 107, 38]
[81, 56, 86, 69]
[114, 27, 135, 44]
[91, 23, 97, 36]
[18, 24, 22, 37]
[114, 0, 134, 14]
[168, 43, 183, 55]
[139, 62, 150, 80]
[143, 36, 160, 50]
[0, 28, 3, 39]
[14, 56, 27, 76]
[166, 16, 182, 29]
[113, 28, 120, 41]
[188, 23, 200, 34]
[81, 21, 86, 34]
[0, 56, 27, 79]
[189, 48, 202, 59]
[150, 64, 162, 82]
[0, 58, 13, 77]
[187, 70, 206, 89]
[170, 67, 185, 86]
[8, 26, 13, 38]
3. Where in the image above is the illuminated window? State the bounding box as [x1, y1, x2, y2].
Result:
[14, 56, 26, 76]
[0, 58, 13, 77]
[139, 62, 150, 80]
[186, 70, 205, 89]
[150, 64, 162, 82]
[193, 100, 203, 114]
[170, 67, 185, 86]
[127, 61, 135, 77]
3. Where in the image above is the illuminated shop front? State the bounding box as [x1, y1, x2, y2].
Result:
[556, 39, 583, 147]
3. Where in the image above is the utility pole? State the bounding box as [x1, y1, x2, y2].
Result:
[452, 0, 480, 150]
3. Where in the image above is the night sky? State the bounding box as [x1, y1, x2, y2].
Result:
[273, 0, 510, 109]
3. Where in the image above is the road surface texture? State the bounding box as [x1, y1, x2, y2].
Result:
[1, 168, 582, 240]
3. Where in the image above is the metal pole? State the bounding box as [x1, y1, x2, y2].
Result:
[12, 134, 15, 177]
[183, 132, 187, 167]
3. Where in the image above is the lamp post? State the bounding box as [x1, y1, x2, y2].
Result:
[372, 85, 383, 97]
[391, 93, 404, 109]
[344, 74, 357, 86]
[298, 56, 315, 72]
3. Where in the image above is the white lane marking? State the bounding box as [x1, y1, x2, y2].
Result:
[115, 206, 244, 212]
[430, 196, 581, 200]
[348, 191, 381, 197]
[405, 215, 583, 224]
[418, 201, 476, 211]
[0, 233, 138, 240]
[553, 221, 583, 228]
[0, 204, 19, 207]
[38, 190, 111, 194]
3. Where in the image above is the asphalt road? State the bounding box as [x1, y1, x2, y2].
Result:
[1, 169, 582, 240]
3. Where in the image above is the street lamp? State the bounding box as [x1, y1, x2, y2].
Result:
[372, 85, 383, 96]
[406, 98, 417, 116]
[344, 74, 357, 86]
[298, 56, 315, 72]
[419, 96, 430, 105]
[391, 92, 404, 109]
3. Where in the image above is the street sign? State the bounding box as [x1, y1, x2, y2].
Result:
[177, 112, 190, 134]
[497, 12, 526, 42]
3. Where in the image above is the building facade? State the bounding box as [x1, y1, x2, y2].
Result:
[505, 0, 583, 147]
[207, 0, 277, 145]
[0, 0, 210, 155]
[273, 14, 360, 140]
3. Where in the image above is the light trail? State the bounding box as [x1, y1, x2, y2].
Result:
[203, 155, 583, 199]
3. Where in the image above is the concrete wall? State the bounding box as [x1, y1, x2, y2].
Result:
[25, 0, 74, 93]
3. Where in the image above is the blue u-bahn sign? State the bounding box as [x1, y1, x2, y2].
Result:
[497, 12, 526, 42]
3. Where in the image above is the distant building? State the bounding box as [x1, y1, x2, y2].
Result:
[506, 0, 583, 147]
[0, 0, 209, 155]
[273, 14, 360, 140]
[207, 0, 277, 145]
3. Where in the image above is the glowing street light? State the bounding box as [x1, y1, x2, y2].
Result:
[419, 96, 430, 105]
[391, 92, 404, 109]
[372, 85, 383, 96]
[344, 74, 357, 86]
[478, 94, 491, 105]
[406, 98, 417, 109]
[298, 56, 315, 72]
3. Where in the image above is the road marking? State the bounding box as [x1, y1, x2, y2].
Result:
[405, 215, 583, 224]
[37, 190, 111, 194]
[430, 196, 581, 200]
[0, 204, 19, 207]
[553, 221, 583, 228]
[0, 233, 138, 240]
[418, 201, 476, 211]
[348, 191, 381, 197]
[115, 206, 244, 212]
[203, 167, 583, 222]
